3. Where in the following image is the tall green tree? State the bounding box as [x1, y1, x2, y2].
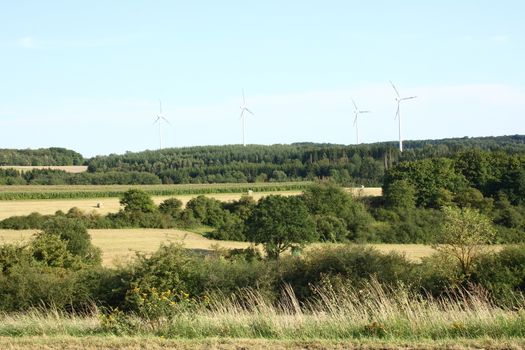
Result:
[246, 195, 317, 259]
[120, 189, 156, 213]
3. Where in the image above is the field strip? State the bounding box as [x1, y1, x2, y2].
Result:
[0, 228, 436, 267]
[0, 165, 88, 173]
[0, 191, 303, 220]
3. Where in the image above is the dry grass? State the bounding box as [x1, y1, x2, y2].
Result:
[0, 228, 437, 267]
[0, 337, 522, 350]
[0, 191, 303, 220]
[0, 165, 88, 173]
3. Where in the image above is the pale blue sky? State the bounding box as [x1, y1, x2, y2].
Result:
[1, 1, 524, 157]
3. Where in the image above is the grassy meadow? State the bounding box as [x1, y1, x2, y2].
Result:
[0, 281, 523, 349]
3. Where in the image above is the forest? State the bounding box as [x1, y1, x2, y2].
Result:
[0, 135, 524, 186]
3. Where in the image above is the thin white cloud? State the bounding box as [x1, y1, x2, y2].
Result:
[489, 35, 510, 44]
[17, 36, 37, 49]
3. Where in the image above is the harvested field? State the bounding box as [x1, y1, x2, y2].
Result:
[0, 228, 437, 267]
[0, 165, 88, 173]
[0, 191, 303, 220]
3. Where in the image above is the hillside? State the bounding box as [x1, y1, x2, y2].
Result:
[0, 135, 524, 186]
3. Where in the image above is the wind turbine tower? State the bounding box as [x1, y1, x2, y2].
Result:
[239, 89, 254, 146]
[390, 82, 417, 152]
[153, 100, 170, 150]
[351, 99, 370, 145]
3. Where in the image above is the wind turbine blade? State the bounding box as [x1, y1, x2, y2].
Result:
[153, 117, 160, 124]
[359, 110, 371, 114]
[242, 89, 245, 105]
[394, 104, 400, 120]
[245, 108, 254, 115]
[162, 117, 170, 125]
[240, 109, 244, 120]
[159, 100, 162, 114]
[390, 81, 401, 99]
[353, 116, 358, 126]
[351, 99, 358, 111]
[401, 96, 417, 101]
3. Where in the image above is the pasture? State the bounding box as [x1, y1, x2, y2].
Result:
[0, 228, 435, 267]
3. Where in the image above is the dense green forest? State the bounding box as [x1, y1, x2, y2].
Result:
[0, 147, 84, 166]
[0, 135, 524, 185]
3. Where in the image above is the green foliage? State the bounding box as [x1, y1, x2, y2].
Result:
[0, 244, 32, 273]
[30, 233, 82, 269]
[185, 195, 228, 228]
[158, 198, 183, 218]
[246, 195, 317, 258]
[279, 245, 413, 300]
[373, 208, 444, 244]
[384, 158, 468, 208]
[383, 179, 416, 210]
[208, 212, 246, 241]
[302, 182, 373, 241]
[120, 189, 156, 214]
[436, 207, 496, 278]
[314, 215, 348, 242]
[0, 147, 83, 166]
[474, 245, 525, 305]
[41, 217, 101, 265]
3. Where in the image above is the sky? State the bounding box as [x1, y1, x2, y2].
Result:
[0, 0, 524, 157]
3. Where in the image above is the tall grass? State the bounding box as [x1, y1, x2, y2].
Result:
[99, 281, 525, 340]
[1, 282, 524, 342]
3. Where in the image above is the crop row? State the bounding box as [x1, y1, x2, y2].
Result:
[0, 182, 312, 200]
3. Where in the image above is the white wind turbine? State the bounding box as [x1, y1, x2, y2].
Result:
[390, 81, 416, 152]
[351, 99, 370, 145]
[153, 100, 170, 150]
[239, 89, 254, 146]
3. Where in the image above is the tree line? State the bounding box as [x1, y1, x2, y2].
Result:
[0, 135, 524, 185]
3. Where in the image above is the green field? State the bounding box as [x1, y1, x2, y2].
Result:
[0, 182, 314, 200]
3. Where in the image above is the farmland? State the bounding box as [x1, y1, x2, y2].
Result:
[0, 190, 306, 220]
[0, 182, 314, 200]
[0, 140, 524, 348]
[0, 228, 436, 266]
[0, 184, 381, 219]
[0, 165, 88, 173]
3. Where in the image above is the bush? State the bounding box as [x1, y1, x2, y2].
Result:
[186, 196, 229, 228]
[159, 198, 183, 218]
[474, 245, 525, 305]
[279, 245, 413, 300]
[41, 217, 101, 265]
[314, 215, 348, 242]
[120, 189, 157, 214]
[302, 183, 374, 241]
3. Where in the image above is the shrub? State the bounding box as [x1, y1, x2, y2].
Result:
[186, 196, 228, 227]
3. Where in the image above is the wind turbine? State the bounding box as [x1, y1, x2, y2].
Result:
[390, 81, 416, 152]
[351, 99, 370, 145]
[153, 100, 170, 150]
[239, 89, 254, 146]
